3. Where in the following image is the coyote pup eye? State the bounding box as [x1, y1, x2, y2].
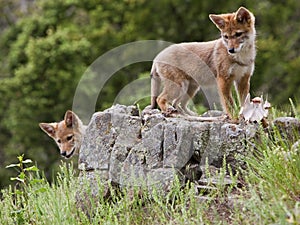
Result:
[57, 139, 61, 144]
[67, 135, 73, 141]
[235, 32, 243, 37]
[223, 34, 229, 39]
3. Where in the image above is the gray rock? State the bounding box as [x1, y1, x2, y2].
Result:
[273, 117, 300, 142]
[201, 110, 225, 117]
[76, 105, 300, 213]
[273, 117, 300, 130]
[78, 104, 258, 190]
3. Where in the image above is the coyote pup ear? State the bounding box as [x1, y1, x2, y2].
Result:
[209, 14, 225, 30]
[39, 123, 56, 138]
[64, 110, 78, 128]
[235, 7, 253, 24]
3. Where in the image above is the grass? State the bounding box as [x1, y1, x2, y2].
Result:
[1, 116, 300, 224]
[242, 131, 300, 224]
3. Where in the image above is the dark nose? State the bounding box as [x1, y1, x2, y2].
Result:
[61, 151, 66, 156]
[228, 48, 235, 54]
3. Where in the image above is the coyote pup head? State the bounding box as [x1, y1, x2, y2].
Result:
[39, 110, 84, 158]
[209, 7, 255, 54]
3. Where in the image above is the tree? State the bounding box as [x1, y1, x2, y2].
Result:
[1, 0, 300, 188]
[0, 0, 93, 187]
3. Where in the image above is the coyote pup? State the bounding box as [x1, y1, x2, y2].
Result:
[150, 7, 256, 118]
[39, 110, 86, 158]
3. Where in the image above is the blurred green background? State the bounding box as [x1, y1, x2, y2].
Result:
[1, 0, 300, 189]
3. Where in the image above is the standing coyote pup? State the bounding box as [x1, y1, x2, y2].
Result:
[39, 111, 86, 158]
[151, 7, 256, 118]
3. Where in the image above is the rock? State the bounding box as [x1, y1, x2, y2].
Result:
[201, 110, 225, 117]
[273, 117, 300, 142]
[78, 104, 257, 191]
[273, 117, 300, 130]
[76, 104, 300, 212]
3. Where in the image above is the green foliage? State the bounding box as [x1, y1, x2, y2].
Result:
[6, 154, 40, 184]
[1, 160, 77, 225]
[1, 0, 300, 188]
[252, 1, 300, 105]
[3, 155, 45, 225]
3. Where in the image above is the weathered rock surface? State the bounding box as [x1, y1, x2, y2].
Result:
[273, 117, 300, 142]
[76, 105, 300, 215]
[78, 104, 258, 192]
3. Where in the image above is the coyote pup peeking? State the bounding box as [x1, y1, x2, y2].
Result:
[151, 7, 256, 118]
[39, 111, 85, 158]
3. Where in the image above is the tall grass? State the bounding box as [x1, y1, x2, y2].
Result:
[0, 162, 79, 225]
[1, 120, 300, 224]
[241, 127, 300, 224]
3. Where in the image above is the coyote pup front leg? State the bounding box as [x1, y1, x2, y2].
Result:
[236, 73, 251, 106]
[217, 75, 235, 116]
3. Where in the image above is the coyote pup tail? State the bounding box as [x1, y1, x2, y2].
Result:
[150, 64, 161, 109]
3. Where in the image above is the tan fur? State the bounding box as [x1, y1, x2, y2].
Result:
[150, 7, 256, 118]
[39, 110, 86, 158]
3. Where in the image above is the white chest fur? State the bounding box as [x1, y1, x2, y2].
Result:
[229, 63, 254, 81]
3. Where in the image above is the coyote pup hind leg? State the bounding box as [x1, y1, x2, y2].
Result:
[176, 79, 199, 116]
[150, 69, 161, 109]
[156, 78, 184, 115]
[151, 62, 199, 116]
